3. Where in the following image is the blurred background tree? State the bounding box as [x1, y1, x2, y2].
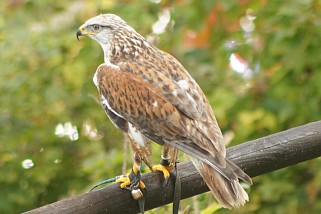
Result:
[1, 0, 321, 213]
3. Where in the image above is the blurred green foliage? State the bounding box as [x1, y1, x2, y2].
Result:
[1, 0, 321, 213]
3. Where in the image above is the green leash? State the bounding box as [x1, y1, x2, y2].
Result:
[89, 177, 116, 192]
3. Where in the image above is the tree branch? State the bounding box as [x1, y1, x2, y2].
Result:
[24, 121, 321, 214]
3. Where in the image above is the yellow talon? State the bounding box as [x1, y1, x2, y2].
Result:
[139, 181, 146, 189]
[115, 175, 146, 189]
[152, 164, 173, 179]
[116, 176, 131, 188]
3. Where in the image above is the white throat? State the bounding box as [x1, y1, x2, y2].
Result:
[98, 42, 120, 70]
[100, 43, 111, 64]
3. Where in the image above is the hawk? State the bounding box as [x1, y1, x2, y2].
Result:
[76, 14, 252, 209]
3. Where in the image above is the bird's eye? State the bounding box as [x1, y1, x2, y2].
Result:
[93, 24, 101, 31]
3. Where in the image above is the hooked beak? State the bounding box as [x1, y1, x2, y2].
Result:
[76, 24, 96, 41]
[76, 24, 86, 41]
[76, 28, 83, 41]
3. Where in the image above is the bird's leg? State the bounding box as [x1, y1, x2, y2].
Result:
[116, 152, 146, 213]
[116, 153, 146, 191]
[152, 144, 178, 185]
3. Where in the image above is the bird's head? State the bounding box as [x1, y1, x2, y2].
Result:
[77, 14, 149, 63]
[76, 14, 134, 45]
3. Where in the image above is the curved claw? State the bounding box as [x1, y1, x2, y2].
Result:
[152, 164, 174, 186]
[116, 176, 132, 189]
[116, 174, 146, 195]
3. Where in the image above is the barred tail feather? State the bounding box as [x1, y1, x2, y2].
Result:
[190, 157, 249, 209]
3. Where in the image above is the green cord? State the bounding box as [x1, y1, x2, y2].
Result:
[89, 177, 116, 192]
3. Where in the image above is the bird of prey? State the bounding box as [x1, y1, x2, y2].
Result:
[76, 14, 252, 209]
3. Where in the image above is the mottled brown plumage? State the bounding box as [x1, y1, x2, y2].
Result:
[77, 14, 252, 209]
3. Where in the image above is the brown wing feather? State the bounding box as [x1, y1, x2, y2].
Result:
[96, 64, 188, 144]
